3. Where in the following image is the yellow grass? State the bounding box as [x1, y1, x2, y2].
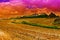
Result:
[0, 18, 60, 40]
[12, 18, 56, 26]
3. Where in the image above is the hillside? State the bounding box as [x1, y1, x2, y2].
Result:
[0, 18, 60, 40]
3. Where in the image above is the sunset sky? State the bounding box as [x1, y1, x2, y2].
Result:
[0, 0, 60, 11]
[0, 0, 60, 18]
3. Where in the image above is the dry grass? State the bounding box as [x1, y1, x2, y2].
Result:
[0, 18, 60, 40]
[12, 18, 56, 26]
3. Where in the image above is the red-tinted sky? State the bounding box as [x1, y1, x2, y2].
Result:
[0, 0, 60, 12]
[0, 0, 60, 18]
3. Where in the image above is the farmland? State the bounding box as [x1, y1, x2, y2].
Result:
[0, 18, 60, 40]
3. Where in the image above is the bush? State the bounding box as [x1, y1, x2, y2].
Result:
[39, 13, 48, 18]
[49, 12, 57, 18]
[21, 21, 59, 29]
[20, 13, 48, 18]
[54, 18, 60, 24]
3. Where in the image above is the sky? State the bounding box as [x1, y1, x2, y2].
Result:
[0, 0, 60, 12]
[0, 0, 10, 2]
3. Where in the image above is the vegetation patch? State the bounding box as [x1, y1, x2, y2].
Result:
[20, 14, 48, 18]
[21, 21, 60, 29]
[53, 18, 60, 25]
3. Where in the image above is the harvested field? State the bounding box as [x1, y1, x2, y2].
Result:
[0, 18, 60, 40]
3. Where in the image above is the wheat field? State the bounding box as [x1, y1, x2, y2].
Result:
[0, 18, 60, 40]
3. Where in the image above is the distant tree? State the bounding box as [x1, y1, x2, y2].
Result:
[49, 12, 57, 18]
[56, 16, 60, 18]
[40, 13, 48, 16]
[32, 13, 38, 16]
[39, 13, 48, 18]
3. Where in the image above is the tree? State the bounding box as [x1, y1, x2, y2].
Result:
[39, 13, 48, 18]
[49, 12, 57, 18]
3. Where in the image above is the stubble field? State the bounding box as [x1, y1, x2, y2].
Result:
[0, 18, 60, 40]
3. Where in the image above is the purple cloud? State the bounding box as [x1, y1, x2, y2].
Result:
[23, 0, 60, 11]
[0, 0, 60, 11]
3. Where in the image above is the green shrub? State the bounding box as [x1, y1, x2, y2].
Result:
[21, 21, 59, 29]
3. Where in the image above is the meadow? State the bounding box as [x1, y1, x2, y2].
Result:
[11, 18, 60, 29]
[0, 17, 60, 40]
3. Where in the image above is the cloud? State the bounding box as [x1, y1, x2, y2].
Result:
[0, 0, 10, 2]
[23, 0, 60, 12]
[0, 0, 60, 12]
